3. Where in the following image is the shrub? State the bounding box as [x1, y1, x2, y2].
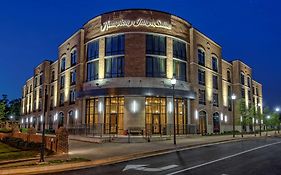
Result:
[20, 128, 28, 133]
[0, 128, 12, 133]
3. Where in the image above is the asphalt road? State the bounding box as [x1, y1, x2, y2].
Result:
[48, 137, 281, 175]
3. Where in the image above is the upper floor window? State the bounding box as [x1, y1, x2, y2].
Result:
[39, 74, 43, 85]
[60, 75, 65, 89]
[241, 87, 245, 98]
[173, 39, 186, 60]
[227, 70, 231, 82]
[29, 85, 32, 93]
[213, 93, 219, 107]
[240, 72, 245, 85]
[213, 75, 218, 89]
[247, 76, 251, 87]
[248, 89, 251, 101]
[198, 49, 205, 66]
[228, 85, 232, 111]
[59, 92, 64, 106]
[51, 71, 55, 82]
[146, 56, 166, 78]
[61, 57, 66, 72]
[70, 70, 76, 85]
[69, 89, 76, 104]
[198, 69, 205, 85]
[212, 57, 218, 72]
[34, 77, 38, 87]
[87, 61, 99, 81]
[105, 35, 125, 56]
[199, 89, 206, 105]
[256, 87, 259, 96]
[146, 35, 166, 56]
[173, 60, 186, 81]
[71, 49, 77, 66]
[50, 85, 54, 97]
[105, 56, 124, 78]
[87, 40, 99, 60]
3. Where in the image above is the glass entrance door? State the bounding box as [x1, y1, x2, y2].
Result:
[110, 114, 118, 134]
[152, 114, 161, 134]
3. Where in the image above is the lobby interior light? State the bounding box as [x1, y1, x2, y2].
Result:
[98, 102, 103, 113]
[21, 118, 24, 124]
[195, 110, 198, 120]
[132, 100, 137, 113]
[224, 115, 228, 123]
[30, 117, 33, 123]
[75, 110, 78, 119]
[169, 101, 172, 113]
[40, 115, 43, 122]
[54, 113, 58, 121]
[26, 118, 28, 123]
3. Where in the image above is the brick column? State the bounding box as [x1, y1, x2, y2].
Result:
[99, 38, 105, 79]
[166, 37, 173, 79]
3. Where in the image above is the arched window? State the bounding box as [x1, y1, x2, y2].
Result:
[68, 110, 74, 127]
[247, 76, 251, 87]
[71, 49, 77, 66]
[213, 112, 220, 133]
[227, 70, 231, 82]
[60, 57, 66, 72]
[240, 72, 245, 85]
[198, 49, 205, 66]
[212, 57, 218, 72]
[58, 112, 64, 128]
[199, 111, 207, 134]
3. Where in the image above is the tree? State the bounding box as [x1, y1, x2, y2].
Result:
[7, 98, 21, 120]
[0, 101, 6, 121]
[237, 99, 251, 137]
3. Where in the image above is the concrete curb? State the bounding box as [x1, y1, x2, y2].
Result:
[0, 137, 246, 175]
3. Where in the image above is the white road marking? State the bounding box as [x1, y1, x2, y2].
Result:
[166, 141, 281, 175]
[123, 164, 178, 172]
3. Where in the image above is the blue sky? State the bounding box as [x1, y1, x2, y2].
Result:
[0, 0, 280, 108]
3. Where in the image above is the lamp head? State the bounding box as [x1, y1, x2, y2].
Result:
[171, 77, 177, 85]
[231, 94, 236, 100]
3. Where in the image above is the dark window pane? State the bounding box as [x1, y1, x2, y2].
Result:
[146, 35, 166, 56]
[105, 35, 125, 56]
[105, 56, 124, 78]
[146, 56, 166, 77]
[87, 40, 99, 60]
[173, 39, 186, 60]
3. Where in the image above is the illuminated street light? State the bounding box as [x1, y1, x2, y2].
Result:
[267, 115, 270, 119]
[275, 107, 280, 112]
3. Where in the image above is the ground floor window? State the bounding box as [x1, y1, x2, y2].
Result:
[104, 97, 124, 134]
[145, 97, 166, 134]
[85, 98, 99, 126]
[174, 99, 187, 134]
[213, 112, 220, 133]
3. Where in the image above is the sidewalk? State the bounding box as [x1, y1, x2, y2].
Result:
[0, 131, 279, 175]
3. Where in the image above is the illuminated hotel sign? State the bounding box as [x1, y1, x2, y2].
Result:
[101, 18, 172, 32]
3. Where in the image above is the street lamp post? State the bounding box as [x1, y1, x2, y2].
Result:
[40, 87, 48, 162]
[266, 115, 270, 136]
[231, 94, 236, 138]
[258, 103, 262, 136]
[171, 77, 177, 145]
[275, 107, 280, 133]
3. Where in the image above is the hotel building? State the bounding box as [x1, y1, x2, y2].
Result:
[20, 9, 263, 135]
